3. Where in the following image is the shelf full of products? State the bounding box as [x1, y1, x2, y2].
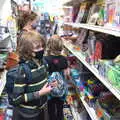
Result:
[64, 23, 120, 37]
[68, 77, 98, 120]
[63, 41, 120, 101]
[66, 54, 120, 120]
[70, 105, 78, 120]
[63, 0, 120, 120]
[0, 70, 7, 96]
[0, 34, 10, 41]
[67, 88, 97, 120]
[0, 35, 11, 97]
[80, 96, 98, 120]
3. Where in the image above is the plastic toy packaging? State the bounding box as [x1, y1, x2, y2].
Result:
[70, 68, 84, 91]
[4, 108, 13, 120]
[104, 0, 120, 28]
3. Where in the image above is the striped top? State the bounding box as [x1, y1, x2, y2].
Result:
[12, 60, 47, 109]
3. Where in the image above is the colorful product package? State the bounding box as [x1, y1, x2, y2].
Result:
[104, 0, 120, 29]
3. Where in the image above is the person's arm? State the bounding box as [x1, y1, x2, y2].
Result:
[12, 82, 52, 105]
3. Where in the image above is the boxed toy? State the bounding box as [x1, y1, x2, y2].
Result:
[104, 0, 120, 29]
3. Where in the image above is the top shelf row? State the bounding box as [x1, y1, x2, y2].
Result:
[63, 0, 120, 37]
[64, 22, 120, 37]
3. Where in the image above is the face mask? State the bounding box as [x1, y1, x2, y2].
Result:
[35, 50, 44, 60]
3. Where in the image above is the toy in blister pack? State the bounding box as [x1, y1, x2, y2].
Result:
[70, 69, 80, 85]
[63, 104, 73, 120]
[75, 29, 89, 52]
[104, 0, 120, 28]
[76, 1, 93, 23]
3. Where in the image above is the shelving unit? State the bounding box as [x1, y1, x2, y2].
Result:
[0, 70, 7, 96]
[70, 102, 89, 120]
[68, 88, 98, 120]
[63, 41, 120, 101]
[0, 35, 10, 96]
[68, 91, 81, 120]
[0, 34, 10, 41]
[64, 23, 120, 37]
[0, 0, 17, 97]
[74, 87, 98, 120]
[63, 0, 120, 119]
[80, 97, 98, 120]
[70, 105, 78, 120]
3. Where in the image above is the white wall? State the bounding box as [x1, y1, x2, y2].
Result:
[0, 0, 12, 25]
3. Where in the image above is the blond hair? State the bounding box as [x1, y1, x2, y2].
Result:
[17, 31, 45, 60]
[46, 35, 63, 56]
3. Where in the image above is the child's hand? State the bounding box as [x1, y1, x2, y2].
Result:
[39, 83, 52, 96]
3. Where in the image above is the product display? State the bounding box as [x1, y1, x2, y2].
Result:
[66, 58, 120, 120]
[87, 5, 100, 25]
[74, 29, 88, 52]
[63, 1, 120, 119]
[87, 0, 104, 25]
[0, 2, 21, 120]
[63, 104, 73, 120]
[96, 92, 120, 119]
[98, 59, 120, 90]
[104, 0, 120, 28]
[72, 29, 120, 65]
[0, 0, 120, 120]
[72, 6, 80, 22]
[0, 93, 9, 120]
[75, 2, 93, 23]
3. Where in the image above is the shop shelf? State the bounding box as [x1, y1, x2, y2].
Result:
[64, 22, 120, 37]
[0, 70, 7, 96]
[0, 33, 10, 42]
[70, 105, 78, 120]
[80, 97, 98, 120]
[74, 86, 98, 120]
[63, 41, 120, 101]
[70, 104, 85, 120]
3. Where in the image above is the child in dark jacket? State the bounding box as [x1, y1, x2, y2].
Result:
[44, 35, 68, 120]
[7, 31, 57, 120]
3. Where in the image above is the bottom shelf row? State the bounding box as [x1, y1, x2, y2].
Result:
[66, 73, 120, 120]
[80, 97, 98, 120]
[70, 104, 91, 120]
[67, 87, 120, 120]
